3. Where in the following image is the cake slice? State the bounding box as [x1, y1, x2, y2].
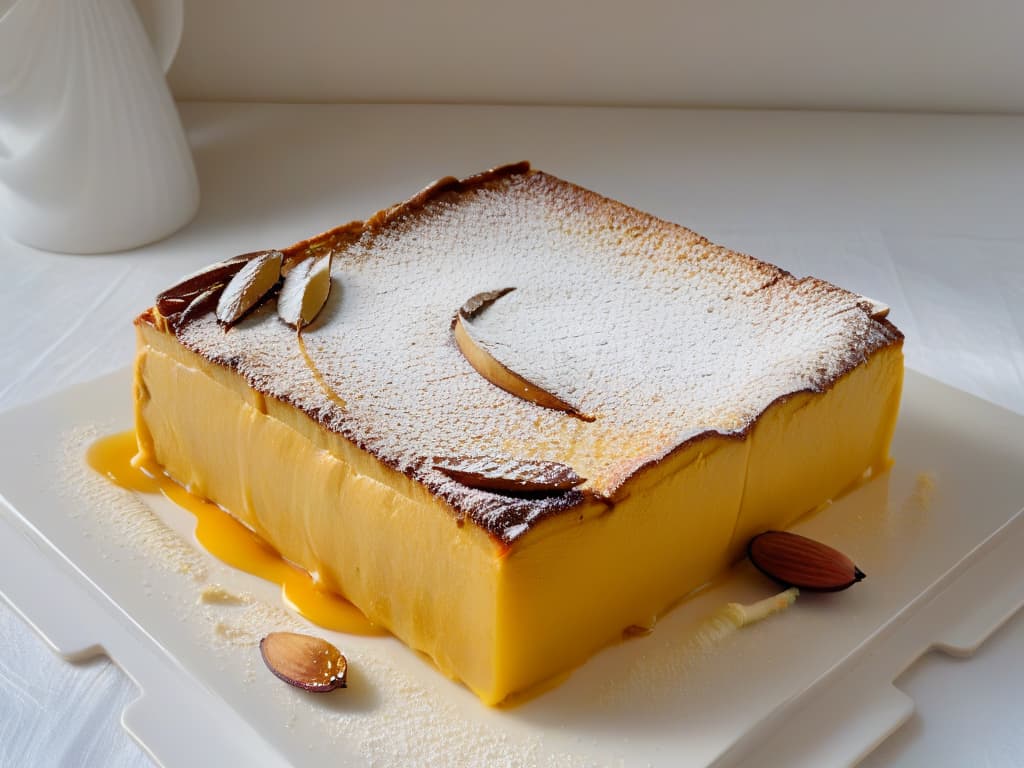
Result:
[133, 162, 903, 704]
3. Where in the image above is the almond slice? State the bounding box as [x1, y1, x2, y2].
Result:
[433, 456, 585, 493]
[458, 287, 516, 320]
[452, 289, 594, 421]
[173, 284, 224, 329]
[216, 250, 283, 326]
[155, 252, 259, 316]
[278, 252, 333, 329]
[747, 531, 865, 592]
[859, 295, 890, 320]
[259, 631, 348, 692]
[155, 294, 193, 317]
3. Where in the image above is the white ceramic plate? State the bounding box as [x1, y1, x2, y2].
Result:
[1, 368, 1022, 767]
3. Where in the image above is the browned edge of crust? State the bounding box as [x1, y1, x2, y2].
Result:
[602, 333, 904, 509]
[135, 160, 904, 546]
[496, 171, 906, 502]
[281, 161, 531, 264]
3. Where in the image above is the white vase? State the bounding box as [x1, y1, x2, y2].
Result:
[0, 0, 198, 254]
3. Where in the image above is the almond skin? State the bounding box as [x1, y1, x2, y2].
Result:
[452, 288, 594, 421]
[155, 252, 259, 317]
[172, 284, 224, 329]
[458, 287, 516, 321]
[747, 531, 865, 592]
[259, 632, 347, 692]
[859, 294, 890, 320]
[433, 456, 585, 493]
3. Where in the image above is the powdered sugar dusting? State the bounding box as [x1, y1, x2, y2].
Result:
[171, 170, 900, 542]
[59, 425, 207, 581]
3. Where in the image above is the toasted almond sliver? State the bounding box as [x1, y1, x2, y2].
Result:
[452, 288, 594, 421]
[278, 252, 333, 329]
[216, 250, 283, 325]
[433, 455, 585, 493]
[155, 252, 260, 316]
[458, 287, 515, 321]
[859, 295, 890, 319]
[173, 284, 224, 329]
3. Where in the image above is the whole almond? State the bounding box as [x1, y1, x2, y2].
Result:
[216, 250, 283, 326]
[747, 531, 865, 592]
[259, 632, 347, 692]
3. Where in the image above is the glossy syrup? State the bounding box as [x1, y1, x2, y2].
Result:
[87, 431, 383, 636]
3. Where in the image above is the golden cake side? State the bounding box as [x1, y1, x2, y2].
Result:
[135, 318, 512, 697]
[133, 163, 904, 703]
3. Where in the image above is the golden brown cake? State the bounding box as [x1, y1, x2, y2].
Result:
[133, 162, 904, 704]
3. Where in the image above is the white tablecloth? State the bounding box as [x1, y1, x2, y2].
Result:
[1, 103, 1022, 767]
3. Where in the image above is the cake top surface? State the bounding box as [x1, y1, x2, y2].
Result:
[156, 164, 902, 544]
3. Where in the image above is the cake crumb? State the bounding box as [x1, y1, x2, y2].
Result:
[693, 588, 799, 652]
[904, 471, 937, 512]
[199, 584, 249, 605]
[597, 588, 799, 711]
[207, 594, 306, 649]
[214, 622, 250, 643]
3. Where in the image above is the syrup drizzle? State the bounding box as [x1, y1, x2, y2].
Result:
[297, 333, 348, 409]
[87, 431, 383, 636]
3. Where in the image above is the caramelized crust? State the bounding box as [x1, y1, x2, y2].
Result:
[138, 162, 902, 543]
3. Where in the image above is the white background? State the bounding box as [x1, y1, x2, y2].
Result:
[166, 0, 1024, 113]
[2, 0, 1024, 764]
[1, 102, 1022, 766]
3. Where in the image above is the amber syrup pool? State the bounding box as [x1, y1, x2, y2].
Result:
[87, 431, 384, 636]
